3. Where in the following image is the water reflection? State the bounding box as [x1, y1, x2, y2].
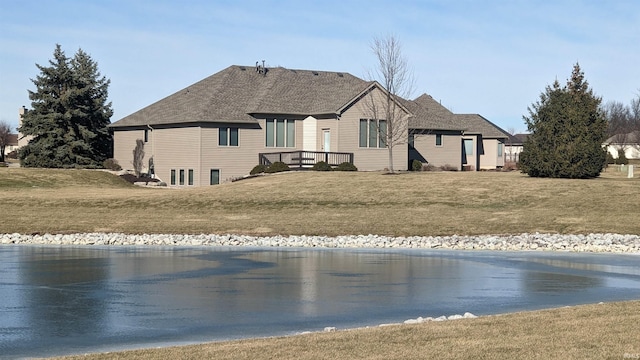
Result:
[0, 246, 639, 358]
[19, 248, 110, 339]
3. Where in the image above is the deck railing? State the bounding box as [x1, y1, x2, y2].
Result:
[259, 151, 354, 169]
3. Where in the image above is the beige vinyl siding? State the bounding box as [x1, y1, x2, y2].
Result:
[153, 127, 201, 185]
[113, 129, 151, 173]
[412, 133, 461, 170]
[200, 124, 264, 184]
[462, 135, 480, 171]
[302, 116, 317, 151]
[338, 89, 408, 171]
[316, 118, 338, 153]
[479, 139, 505, 169]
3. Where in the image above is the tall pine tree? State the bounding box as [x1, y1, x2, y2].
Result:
[19, 44, 113, 168]
[520, 63, 607, 178]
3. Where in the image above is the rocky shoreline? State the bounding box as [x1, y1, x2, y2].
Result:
[1, 232, 640, 253]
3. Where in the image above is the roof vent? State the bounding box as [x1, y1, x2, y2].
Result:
[312, 71, 319, 76]
[256, 60, 267, 76]
[337, 72, 344, 77]
[239, 66, 246, 71]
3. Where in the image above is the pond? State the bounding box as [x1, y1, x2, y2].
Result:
[1, 246, 639, 358]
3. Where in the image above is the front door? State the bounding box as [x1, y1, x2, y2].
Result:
[323, 130, 331, 152]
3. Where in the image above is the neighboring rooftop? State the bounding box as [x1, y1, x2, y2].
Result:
[507, 133, 529, 145]
[7, 134, 18, 146]
[405, 94, 464, 131]
[605, 130, 640, 144]
[455, 114, 510, 138]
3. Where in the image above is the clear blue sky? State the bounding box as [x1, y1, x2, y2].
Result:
[1, 0, 639, 133]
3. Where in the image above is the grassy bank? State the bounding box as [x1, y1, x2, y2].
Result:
[1, 167, 639, 236]
[51, 300, 640, 360]
[3, 168, 639, 359]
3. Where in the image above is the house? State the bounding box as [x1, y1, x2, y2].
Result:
[17, 106, 32, 149]
[504, 133, 529, 163]
[605, 130, 640, 160]
[406, 94, 509, 170]
[110, 64, 410, 185]
[4, 134, 19, 158]
[405, 94, 466, 170]
[110, 64, 509, 186]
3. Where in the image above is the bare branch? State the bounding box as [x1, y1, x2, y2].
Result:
[364, 34, 415, 173]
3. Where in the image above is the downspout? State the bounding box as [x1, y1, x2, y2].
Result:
[147, 124, 155, 178]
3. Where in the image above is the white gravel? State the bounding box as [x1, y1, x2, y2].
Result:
[1, 232, 640, 253]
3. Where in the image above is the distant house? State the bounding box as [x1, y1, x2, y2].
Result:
[110, 64, 509, 186]
[406, 95, 509, 171]
[4, 134, 19, 157]
[505, 133, 529, 163]
[605, 130, 640, 160]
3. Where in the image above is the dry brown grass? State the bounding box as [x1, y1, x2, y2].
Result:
[4, 168, 640, 359]
[52, 300, 640, 360]
[1, 167, 639, 236]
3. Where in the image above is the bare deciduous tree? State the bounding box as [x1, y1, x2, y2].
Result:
[603, 98, 639, 159]
[132, 139, 145, 177]
[367, 34, 415, 173]
[0, 120, 12, 163]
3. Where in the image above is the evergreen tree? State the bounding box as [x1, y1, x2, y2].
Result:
[18, 44, 113, 168]
[520, 63, 607, 178]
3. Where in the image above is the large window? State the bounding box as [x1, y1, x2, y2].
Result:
[359, 119, 387, 148]
[179, 169, 185, 185]
[498, 143, 504, 157]
[188, 169, 194, 185]
[266, 119, 294, 147]
[219, 127, 239, 146]
[464, 139, 474, 155]
[170, 169, 176, 185]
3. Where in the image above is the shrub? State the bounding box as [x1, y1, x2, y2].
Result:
[617, 151, 629, 165]
[503, 161, 518, 171]
[266, 161, 290, 173]
[411, 159, 423, 171]
[250, 164, 267, 175]
[312, 161, 333, 171]
[441, 164, 459, 171]
[335, 162, 358, 171]
[103, 158, 122, 171]
[422, 164, 438, 171]
[606, 152, 615, 164]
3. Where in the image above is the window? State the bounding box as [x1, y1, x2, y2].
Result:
[144, 129, 149, 143]
[436, 134, 443, 146]
[266, 119, 294, 147]
[359, 119, 387, 148]
[464, 139, 474, 155]
[378, 120, 387, 148]
[170, 169, 176, 185]
[359, 119, 368, 147]
[219, 127, 239, 146]
[188, 169, 194, 185]
[179, 169, 185, 185]
[498, 143, 504, 157]
[210, 169, 220, 185]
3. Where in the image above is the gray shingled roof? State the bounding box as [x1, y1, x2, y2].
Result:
[110, 65, 371, 127]
[508, 133, 529, 145]
[110, 65, 509, 140]
[605, 130, 640, 144]
[454, 114, 510, 138]
[7, 134, 18, 146]
[405, 93, 464, 131]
